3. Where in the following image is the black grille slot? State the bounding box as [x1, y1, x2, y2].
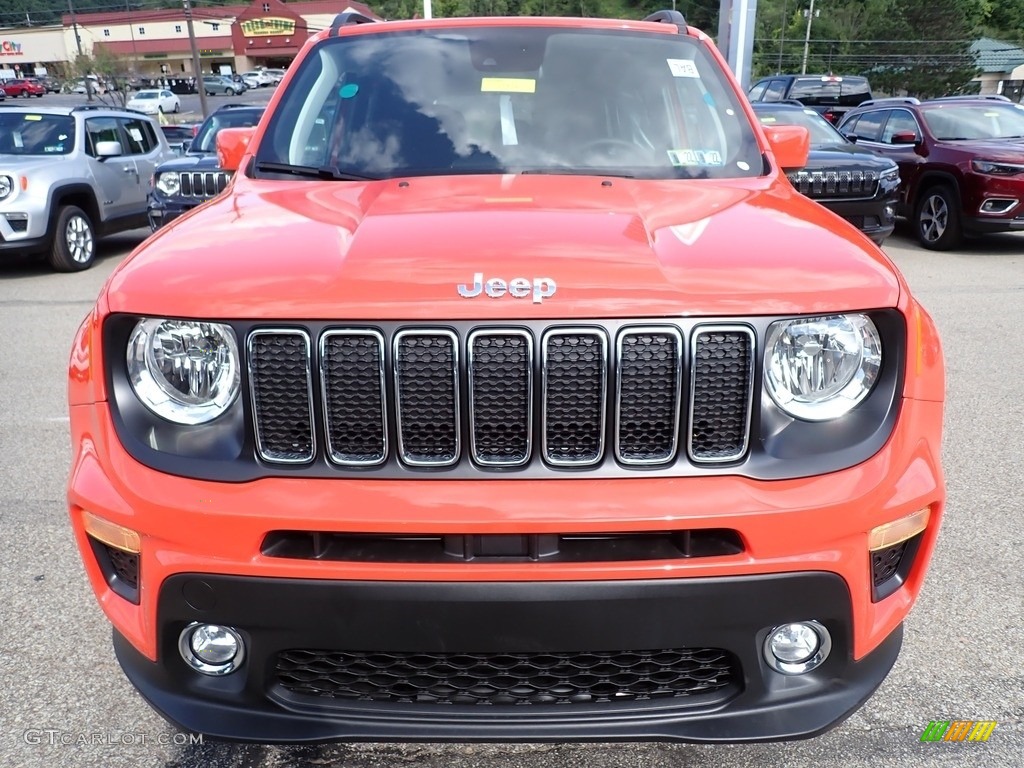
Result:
[394, 331, 459, 466]
[275, 647, 739, 706]
[616, 329, 682, 464]
[262, 529, 745, 562]
[689, 328, 753, 462]
[321, 331, 386, 465]
[469, 331, 532, 466]
[872, 541, 908, 586]
[543, 331, 607, 465]
[249, 331, 314, 463]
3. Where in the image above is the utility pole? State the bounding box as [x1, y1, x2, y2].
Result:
[67, 0, 92, 102]
[183, 0, 210, 118]
[800, 0, 818, 75]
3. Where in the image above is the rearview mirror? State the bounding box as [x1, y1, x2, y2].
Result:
[763, 124, 810, 171]
[217, 127, 256, 172]
[890, 131, 919, 145]
[95, 141, 123, 159]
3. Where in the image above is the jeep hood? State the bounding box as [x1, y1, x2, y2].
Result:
[107, 174, 902, 319]
[156, 153, 224, 172]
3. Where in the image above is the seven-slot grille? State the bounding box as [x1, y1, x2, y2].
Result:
[787, 169, 879, 199]
[248, 325, 755, 470]
[178, 170, 232, 198]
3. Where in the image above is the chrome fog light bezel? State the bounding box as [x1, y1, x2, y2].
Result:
[763, 620, 832, 675]
[178, 622, 246, 675]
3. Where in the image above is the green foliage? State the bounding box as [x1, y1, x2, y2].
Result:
[752, 0, 985, 96]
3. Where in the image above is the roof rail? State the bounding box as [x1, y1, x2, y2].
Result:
[928, 94, 1011, 103]
[329, 11, 377, 36]
[859, 97, 920, 107]
[643, 10, 688, 32]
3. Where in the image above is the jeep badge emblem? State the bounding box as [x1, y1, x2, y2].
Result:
[457, 273, 557, 303]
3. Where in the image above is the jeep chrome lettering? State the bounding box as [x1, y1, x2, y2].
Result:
[457, 273, 557, 303]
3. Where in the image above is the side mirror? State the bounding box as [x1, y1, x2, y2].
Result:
[842, 132, 858, 143]
[217, 127, 256, 172]
[763, 124, 810, 171]
[890, 130, 919, 145]
[180, 140, 191, 154]
[95, 141, 123, 159]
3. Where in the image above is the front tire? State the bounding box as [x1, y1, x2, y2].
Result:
[915, 185, 963, 251]
[48, 205, 96, 272]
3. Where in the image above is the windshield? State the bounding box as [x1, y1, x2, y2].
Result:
[755, 107, 846, 147]
[0, 113, 75, 156]
[922, 104, 1024, 140]
[135, 92, 159, 99]
[191, 110, 263, 154]
[256, 26, 762, 180]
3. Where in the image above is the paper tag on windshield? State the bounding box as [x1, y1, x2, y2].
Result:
[667, 59, 700, 78]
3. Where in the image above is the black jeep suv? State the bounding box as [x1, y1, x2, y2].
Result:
[752, 102, 899, 244]
[147, 104, 264, 229]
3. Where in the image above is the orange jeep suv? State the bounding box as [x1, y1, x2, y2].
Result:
[67, 10, 945, 743]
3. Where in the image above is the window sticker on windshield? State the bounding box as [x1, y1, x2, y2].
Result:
[339, 83, 359, 99]
[667, 59, 700, 78]
[481, 77, 536, 94]
[23, 115, 42, 121]
[759, 116, 777, 123]
[128, 127, 143, 142]
[668, 149, 723, 166]
[984, 112, 999, 117]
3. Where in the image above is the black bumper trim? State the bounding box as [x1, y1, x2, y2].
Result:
[114, 572, 903, 743]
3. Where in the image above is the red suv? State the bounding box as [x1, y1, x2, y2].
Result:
[838, 96, 1024, 249]
[67, 9, 945, 744]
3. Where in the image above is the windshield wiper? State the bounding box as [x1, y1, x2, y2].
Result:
[255, 161, 381, 181]
[519, 168, 636, 178]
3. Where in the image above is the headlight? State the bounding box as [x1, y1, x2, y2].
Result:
[155, 172, 180, 196]
[0, 175, 13, 201]
[879, 165, 900, 182]
[971, 159, 1024, 176]
[765, 314, 882, 421]
[127, 319, 240, 425]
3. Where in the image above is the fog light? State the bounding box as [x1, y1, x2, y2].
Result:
[178, 623, 245, 675]
[763, 620, 831, 675]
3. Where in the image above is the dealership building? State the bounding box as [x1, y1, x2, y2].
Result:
[0, 0, 377, 80]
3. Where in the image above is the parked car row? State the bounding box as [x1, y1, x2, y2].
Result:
[1, 78, 47, 98]
[749, 74, 1024, 250]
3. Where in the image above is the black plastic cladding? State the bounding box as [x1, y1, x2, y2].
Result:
[102, 312, 906, 483]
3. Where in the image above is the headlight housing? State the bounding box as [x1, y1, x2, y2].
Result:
[155, 172, 180, 196]
[879, 165, 900, 182]
[971, 159, 1024, 176]
[0, 174, 13, 201]
[127, 319, 240, 425]
[765, 314, 882, 421]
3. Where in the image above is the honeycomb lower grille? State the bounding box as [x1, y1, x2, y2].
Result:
[275, 647, 739, 706]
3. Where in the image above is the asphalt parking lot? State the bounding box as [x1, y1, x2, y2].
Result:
[0, 224, 1021, 767]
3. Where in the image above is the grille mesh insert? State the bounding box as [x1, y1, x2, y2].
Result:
[395, 332, 459, 465]
[470, 332, 532, 465]
[322, 332, 386, 465]
[249, 332, 314, 462]
[617, 331, 681, 463]
[690, 329, 753, 462]
[543, 333, 606, 465]
[275, 647, 739, 706]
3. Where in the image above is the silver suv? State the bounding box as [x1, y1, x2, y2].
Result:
[0, 104, 173, 271]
